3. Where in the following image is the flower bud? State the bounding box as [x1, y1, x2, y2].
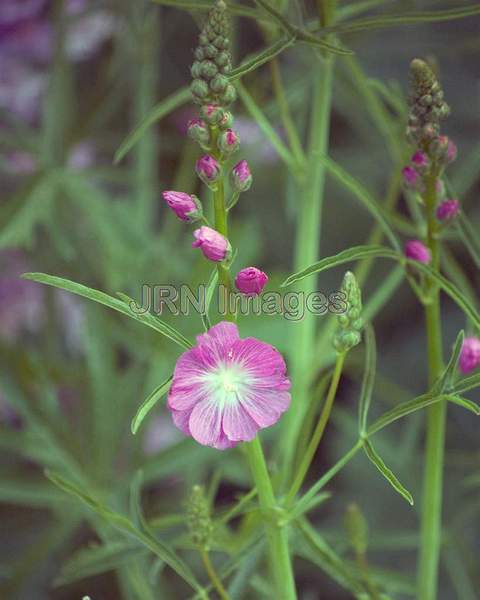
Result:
[401, 166, 422, 190]
[344, 503, 368, 556]
[436, 199, 459, 222]
[459, 336, 480, 374]
[446, 138, 457, 163]
[218, 111, 234, 130]
[195, 154, 221, 187]
[187, 119, 210, 146]
[333, 271, 363, 354]
[192, 226, 231, 262]
[218, 129, 240, 154]
[162, 191, 203, 223]
[404, 240, 431, 264]
[411, 151, 429, 172]
[201, 104, 224, 125]
[230, 159, 252, 192]
[186, 485, 213, 550]
[235, 267, 268, 296]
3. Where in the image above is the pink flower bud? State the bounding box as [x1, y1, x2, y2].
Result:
[195, 155, 221, 187]
[201, 104, 224, 125]
[459, 336, 480, 374]
[218, 129, 240, 154]
[436, 199, 459, 222]
[162, 191, 202, 222]
[187, 119, 210, 146]
[218, 111, 234, 130]
[411, 151, 429, 170]
[230, 159, 252, 192]
[402, 166, 421, 189]
[404, 240, 431, 264]
[192, 226, 231, 262]
[235, 267, 268, 296]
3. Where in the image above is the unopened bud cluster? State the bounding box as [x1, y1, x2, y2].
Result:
[333, 272, 362, 353]
[186, 485, 213, 550]
[403, 58, 460, 261]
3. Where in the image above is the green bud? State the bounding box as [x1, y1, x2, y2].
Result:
[332, 271, 363, 353]
[186, 485, 213, 551]
[344, 503, 368, 555]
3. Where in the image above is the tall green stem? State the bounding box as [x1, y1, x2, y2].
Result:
[281, 55, 335, 482]
[245, 438, 297, 599]
[418, 170, 445, 600]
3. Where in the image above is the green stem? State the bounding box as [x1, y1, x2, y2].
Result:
[281, 54, 335, 483]
[245, 438, 297, 599]
[418, 170, 445, 600]
[287, 352, 345, 503]
[200, 549, 230, 600]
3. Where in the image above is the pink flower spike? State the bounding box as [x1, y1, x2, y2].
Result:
[411, 151, 429, 169]
[235, 267, 268, 296]
[195, 155, 221, 187]
[162, 191, 202, 222]
[404, 240, 431, 264]
[167, 322, 291, 449]
[436, 199, 459, 222]
[192, 226, 231, 262]
[402, 166, 420, 189]
[459, 336, 480, 374]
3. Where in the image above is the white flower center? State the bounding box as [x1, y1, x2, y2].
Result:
[200, 363, 250, 405]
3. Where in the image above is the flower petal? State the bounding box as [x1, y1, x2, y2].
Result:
[188, 398, 223, 448]
[171, 408, 191, 435]
[222, 401, 259, 442]
[240, 388, 291, 428]
[232, 338, 290, 389]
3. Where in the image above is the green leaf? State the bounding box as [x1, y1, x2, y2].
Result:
[363, 440, 414, 505]
[131, 377, 172, 435]
[201, 268, 219, 332]
[114, 87, 190, 164]
[358, 323, 376, 435]
[321, 5, 480, 36]
[456, 211, 480, 269]
[230, 37, 295, 80]
[317, 154, 400, 251]
[55, 542, 145, 586]
[282, 245, 398, 287]
[432, 330, 464, 394]
[447, 395, 480, 416]
[45, 471, 204, 593]
[406, 260, 480, 331]
[451, 372, 480, 396]
[22, 273, 193, 349]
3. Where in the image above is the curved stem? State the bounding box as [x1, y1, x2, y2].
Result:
[418, 170, 445, 600]
[245, 438, 297, 599]
[287, 352, 345, 504]
[200, 549, 231, 600]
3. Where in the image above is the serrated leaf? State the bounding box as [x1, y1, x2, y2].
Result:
[114, 87, 190, 164]
[358, 323, 376, 435]
[131, 377, 173, 435]
[45, 471, 204, 593]
[363, 440, 414, 505]
[22, 273, 192, 349]
[282, 245, 398, 287]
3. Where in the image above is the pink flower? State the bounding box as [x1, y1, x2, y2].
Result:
[230, 159, 252, 192]
[436, 199, 459, 222]
[162, 191, 202, 222]
[218, 128, 240, 153]
[404, 240, 431, 264]
[192, 226, 231, 262]
[402, 166, 421, 189]
[195, 155, 221, 187]
[459, 336, 480, 374]
[411, 151, 429, 170]
[167, 322, 291, 449]
[235, 267, 268, 296]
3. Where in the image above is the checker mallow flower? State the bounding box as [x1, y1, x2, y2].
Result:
[168, 322, 291, 449]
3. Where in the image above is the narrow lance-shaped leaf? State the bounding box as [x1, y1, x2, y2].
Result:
[456, 211, 480, 269]
[21, 273, 193, 350]
[229, 36, 295, 80]
[432, 330, 464, 394]
[358, 323, 376, 435]
[201, 268, 219, 332]
[282, 245, 399, 287]
[131, 376, 173, 435]
[363, 439, 414, 505]
[451, 372, 480, 396]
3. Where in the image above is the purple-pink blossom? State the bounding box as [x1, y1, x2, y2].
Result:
[192, 226, 230, 262]
[436, 199, 459, 222]
[404, 240, 431, 264]
[235, 267, 268, 296]
[402, 166, 421, 189]
[162, 191, 202, 222]
[459, 336, 480, 374]
[195, 155, 221, 186]
[231, 159, 252, 192]
[218, 128, 240, 153]
[411, 151, 429, 169]
[167, 322, 291, 449]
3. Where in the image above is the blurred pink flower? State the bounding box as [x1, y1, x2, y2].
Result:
[459, 336, 480, 374]
[404, 240, 431, 264]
